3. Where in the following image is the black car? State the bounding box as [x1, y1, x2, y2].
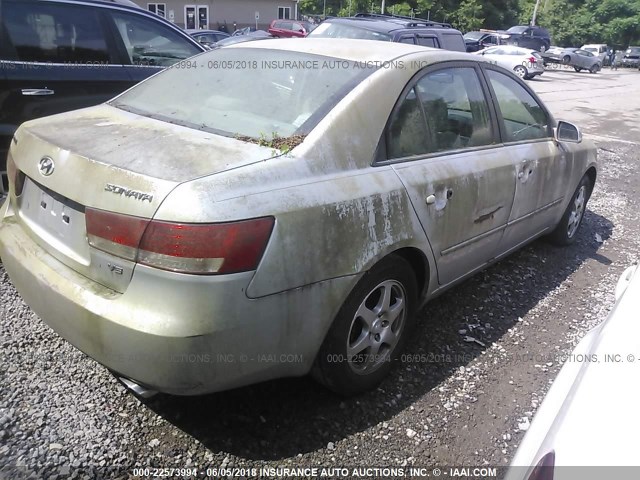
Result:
[463, 31, 502, 52]
[500, 25, 551, 53]
[0, 0, 205, 193]
[308, 13, 466, 52]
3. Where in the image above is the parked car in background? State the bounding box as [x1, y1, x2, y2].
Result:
[188, 29, 230, 48]
[214, 30, 273, 48]
[0, 39, 596, 397]
[308, 13, 466, 51]
[622, 46, 640, 67]
[543, 48, 602, 73]
[507, 263, 640, 477]
[500, 25, 551, 53]
[581, 43, 610, 65]
[268, 19, 315, 38]
[0, 0, 205, 195]
[464, 30, 502, 52]
[475, 45, 545, 79]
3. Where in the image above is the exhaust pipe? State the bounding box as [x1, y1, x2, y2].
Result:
[118, 376, 158, 399]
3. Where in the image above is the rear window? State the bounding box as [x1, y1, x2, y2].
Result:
[506, 26, 528, 34]
[110, 48, 375, 139]
[308, 22, 392, 41]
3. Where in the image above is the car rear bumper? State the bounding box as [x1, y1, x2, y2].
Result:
[0, 202, 354, 395]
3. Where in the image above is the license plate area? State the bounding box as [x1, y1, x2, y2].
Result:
[17, 177, 91, 265]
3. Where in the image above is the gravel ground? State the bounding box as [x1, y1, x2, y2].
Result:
[1, 139, 639, 477]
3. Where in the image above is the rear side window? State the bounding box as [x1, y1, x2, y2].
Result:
[399, 36, 415, 44]
[3, 0, 111, 63]
[417, 36, 438, 48]
[486, 69, 550, 142]
[109, 10, 201, 66]
[439, 33, 465, 52]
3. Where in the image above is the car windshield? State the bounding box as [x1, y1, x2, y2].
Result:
[301, 21, 316, 32]
[110, 48, 375, 139]
[464, 32, 484, 40]
[506, 26, 528, 34]
[308, 22, 392, 41]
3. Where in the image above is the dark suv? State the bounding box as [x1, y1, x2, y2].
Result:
[307, 13, 466, 52]
[500, 25, 551, 52]
[0, 0, 205, 193]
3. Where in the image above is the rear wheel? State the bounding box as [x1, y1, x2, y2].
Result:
[514, 65, 527, 78]
[589, 64, 600, 73]
[562, 55, 571, 64]
[312, 255, 417, 395]
[539, 44, 547, 53]
[548, 175, 592, 245]
[574, 66, 582, 72]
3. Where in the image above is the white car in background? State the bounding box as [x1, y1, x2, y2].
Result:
[507, 264, 640, 479]
[475, 45, 545, 79]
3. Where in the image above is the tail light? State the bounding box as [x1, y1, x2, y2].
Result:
[528, 56, 537, 65]
[527, 451, 555, 480]
[86, 208, 274, 274]
[6, 155, 25, 197]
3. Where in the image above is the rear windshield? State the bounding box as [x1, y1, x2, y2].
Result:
[439, 33, 465, 51]
[463, 32, 484, 40]
[110, 48, 375, 139]
[308, 22, 392, 41]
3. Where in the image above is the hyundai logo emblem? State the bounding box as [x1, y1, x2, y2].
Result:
[38, 156, 55, 176]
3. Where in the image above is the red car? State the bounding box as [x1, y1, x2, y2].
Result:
[268, 19, 314, 38]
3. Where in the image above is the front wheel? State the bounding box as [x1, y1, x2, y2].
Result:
[312, 255, 418, 395]
[589, 64, 600, 73]
[574, 66, 582, 72]
[514, 65, 527, 78]
[562, 55, 571, 65]
[548, 175, 592, 245]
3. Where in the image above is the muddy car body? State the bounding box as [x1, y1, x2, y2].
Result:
[0, 39, 597, 396]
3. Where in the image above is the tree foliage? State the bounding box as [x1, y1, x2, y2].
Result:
[300, 0, 640, 47]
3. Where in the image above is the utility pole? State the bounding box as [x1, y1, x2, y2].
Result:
[531, 0, 541, 26]
[323, 0, 326, 18]
[381, 0, 385, 14]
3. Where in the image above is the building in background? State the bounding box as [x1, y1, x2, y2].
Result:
[134, 0, 299, 31]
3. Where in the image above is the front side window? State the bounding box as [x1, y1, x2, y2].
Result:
[109, 11, 201, 67]
[387, 67, 493, 159]
[486, 69, 550, 142]
[3, 0, 111, 63]
[111, 49, 375, 139]
[278, 7, 291, 19]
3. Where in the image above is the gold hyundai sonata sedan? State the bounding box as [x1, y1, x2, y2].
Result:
[0, 39, 596, 397]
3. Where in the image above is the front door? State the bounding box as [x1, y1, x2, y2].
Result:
[483, 67, 571, 254]
[386, 65, 516, 286]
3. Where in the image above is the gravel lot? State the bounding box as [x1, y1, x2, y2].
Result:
[1, 68, 640, 480]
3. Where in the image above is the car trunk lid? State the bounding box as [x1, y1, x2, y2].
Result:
[9, 104, 277, 293]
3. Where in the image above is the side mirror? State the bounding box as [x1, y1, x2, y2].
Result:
[555, 120, 582, 143]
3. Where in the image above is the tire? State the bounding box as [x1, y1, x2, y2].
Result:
[514, 65, 527, 78]
[312, 255, 418, 395]
[548, 175, 592, 245]
[562, 55, 571, 65]
[539, 44, 547, 53]
[589, 64, 600, 73]
[574, 66, 582, 72]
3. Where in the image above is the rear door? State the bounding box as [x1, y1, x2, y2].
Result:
[483, 66, 571, 255]
[0, 0, 133, 193]
[386, 63, 516, 286]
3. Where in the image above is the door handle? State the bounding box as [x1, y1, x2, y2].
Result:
[21, 88, 55, 96]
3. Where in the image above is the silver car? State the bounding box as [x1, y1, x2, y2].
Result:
[475, 45, 545, 79]
[0, 39, 597, 397]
